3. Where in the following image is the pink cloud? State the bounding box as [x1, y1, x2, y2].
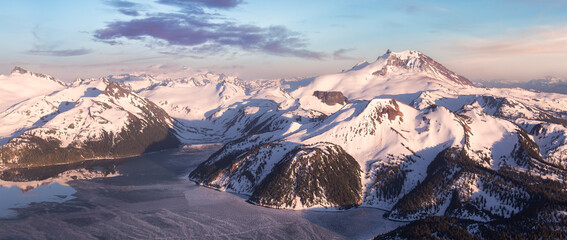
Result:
[453, 25, 567, 55]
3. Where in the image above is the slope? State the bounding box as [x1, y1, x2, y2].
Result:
[0, 78, 180, 168]
[0, 67, 66, 112]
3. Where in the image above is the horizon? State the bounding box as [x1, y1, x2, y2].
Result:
[2, 0, 567, 82]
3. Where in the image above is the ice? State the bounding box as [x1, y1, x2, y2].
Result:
[0, 183, 76, 218]
[0, 146, 405, 239]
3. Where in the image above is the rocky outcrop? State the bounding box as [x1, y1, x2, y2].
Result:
[313, 91, 349, 105]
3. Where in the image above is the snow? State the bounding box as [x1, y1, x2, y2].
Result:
[0, 182, 76, 218]
[166, 50, 567, 215]
[435, 193, 452, 216]
[344, 60, 370, 72]
[0, 166, 120, 218]
[112, 51, 565, 214]
[0, 71, 66, 112]
[0, 77, 176, 159]
[390, 50, 421, 61]
[2, 49, 567, 221]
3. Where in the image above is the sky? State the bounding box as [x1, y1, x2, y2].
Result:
[1, 0, 567, 82]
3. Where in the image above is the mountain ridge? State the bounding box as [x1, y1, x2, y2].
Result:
[0, 78, 180, 168]
[10, 66, 66, 87]
[1, 49, 566, 238]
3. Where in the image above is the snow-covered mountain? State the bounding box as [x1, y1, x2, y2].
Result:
[1, 50, 566, 237]
[478, 76, 567, 95]
[185, 50, 567, 230]
[107, 69, 322, 144]
[0, 67, 66, 112]
[0, 77, 179, 168]
[287, 50, 473, 115]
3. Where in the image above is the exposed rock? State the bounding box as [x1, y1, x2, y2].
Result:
[313, 91, 349, 105]
[373, 51, 474, 86]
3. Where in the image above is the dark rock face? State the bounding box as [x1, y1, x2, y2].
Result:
[313, 91, 349, 105]
[103, 81, 131, 99]
[372, 99, 404, 123]
[10, 66, 29, 75]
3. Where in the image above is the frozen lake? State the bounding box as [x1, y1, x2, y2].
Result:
[0, 145, 404, 239]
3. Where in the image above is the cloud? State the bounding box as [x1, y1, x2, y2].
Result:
[94, 12, 325, 59]
[453, 25, 567, 55]
[397, 1, 449, 14]
[26, 48, 92, 56]
[157, 0, 243, 10]
[333, 48, 356, 60]
[118, 8, 140, 16]
[28, 26, 92, 57]
[503, 0, 567, 6]
[104, 0, 143, 16]
[104, 0, 137, 8]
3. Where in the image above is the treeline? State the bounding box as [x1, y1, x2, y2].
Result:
[376, 211, 567, 240]
[250, 143, 362, 208]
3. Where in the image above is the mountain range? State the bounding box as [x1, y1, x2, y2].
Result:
[478, 76, 567, 95]
[1, 50, 566, 238]
[0, 70, 179, 168]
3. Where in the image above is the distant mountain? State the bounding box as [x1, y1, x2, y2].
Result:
[0, 67, 67, 112]
[478, 76, 567, 94]
[9, 66, 67, 86]
[107, 71, 248, 121]
[107, 70, 318, 144]
[291, 50, 475, 115]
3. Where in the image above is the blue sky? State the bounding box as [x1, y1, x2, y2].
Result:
[1, 0, 567, 82]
